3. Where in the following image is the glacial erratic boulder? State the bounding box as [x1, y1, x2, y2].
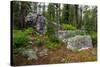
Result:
[57, 30, 86, 43]
[25, 12, 46, 35]
[67, 35, 93, 51]
[57, 30, 67, 43]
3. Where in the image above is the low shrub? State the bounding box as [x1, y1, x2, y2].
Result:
[43, 35, 61, 49]
[24, 27, 33, 35]
[13, 29, 32, 48]
[45, 40, 60, 49]
[46, 22, 56, 36]
[89, 31, 97, 47]
[62, 24, 76, 30]
[49, 35, 60, 43]
[34, 36, 44, 47]
[34, 35, 49, 47]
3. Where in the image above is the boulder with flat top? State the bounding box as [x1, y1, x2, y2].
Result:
[67, 35, 93, 51]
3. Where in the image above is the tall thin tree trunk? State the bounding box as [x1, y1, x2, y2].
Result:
[80, 7, 82, 29]
[43, 3, 45, 16]
[20, 2, 26, 29]
[75, 5, 79, 28]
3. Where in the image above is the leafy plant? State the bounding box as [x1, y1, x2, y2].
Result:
[13, 29, 31, 48]
[46, 22, 56, 36]
[24, 27, 33, 35]
[34, 35, 49, 47]
[49, 35, 60, 43]
[89, 31, 97, 46]
[45, 40, 60, 49]
[62, 24, 76, 30]
[34, 36, 43, 47]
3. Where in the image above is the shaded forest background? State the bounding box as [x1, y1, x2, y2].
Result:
[12, 1, 97, 47]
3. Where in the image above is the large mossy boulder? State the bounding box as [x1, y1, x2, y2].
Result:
[67, 35, 93, 51]
[57, 30, 86, 43]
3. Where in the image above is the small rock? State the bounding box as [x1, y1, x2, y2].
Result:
[34, 47, 38, 52]
[22, 49, 38, 60]
[38, 48, 48, 57]
[78, 47, 91, 51]
[61, 58, 66, 63]
[28, 41, 33, 44]
[91, 49, 97, 56]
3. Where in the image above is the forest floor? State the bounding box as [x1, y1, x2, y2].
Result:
[13, 43, 97, 66]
